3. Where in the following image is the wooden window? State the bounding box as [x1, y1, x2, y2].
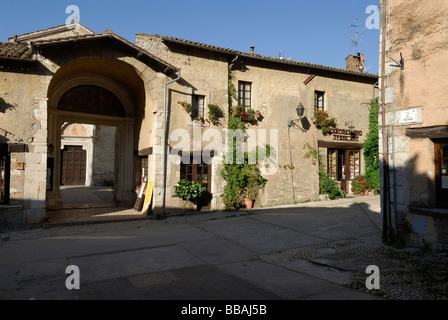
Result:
[180, 155, 212, 210]
[348, 150, 361, 180]
[315, 91, 325, 110]
[192, 95, 205, 118]
[238, 81, 252, 110]
[327, 149, 337, 180]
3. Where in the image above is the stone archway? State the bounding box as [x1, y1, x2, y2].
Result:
[46, 68, 142, 209]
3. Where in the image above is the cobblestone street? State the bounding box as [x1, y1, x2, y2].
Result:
[1, 195, 447, 301]
[259, 233, 448, 300]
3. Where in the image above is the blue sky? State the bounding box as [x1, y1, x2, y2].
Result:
[0, 0, 380, 74]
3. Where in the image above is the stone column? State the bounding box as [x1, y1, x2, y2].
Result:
[24, 98, 48, 223]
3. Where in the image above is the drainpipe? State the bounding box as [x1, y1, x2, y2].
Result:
[380, 0, 391, 243]
[228, 55, 239, 109]
[161, 68, 181, 218]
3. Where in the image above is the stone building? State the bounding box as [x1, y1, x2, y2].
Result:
[0, 22, 377, 228]
[379, 0, 448, 250]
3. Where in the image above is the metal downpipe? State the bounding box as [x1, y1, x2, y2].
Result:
[161, 69, 181, 218]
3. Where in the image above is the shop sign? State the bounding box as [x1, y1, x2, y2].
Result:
[331, 128, 362, 142]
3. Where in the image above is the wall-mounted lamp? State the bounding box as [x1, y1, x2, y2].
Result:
[296, 103, 305, 117]
[288, 103, 307, 131]
[48, 143, 54, 155]
[345, 121, 355, 134]
[348, 124, 355, 134]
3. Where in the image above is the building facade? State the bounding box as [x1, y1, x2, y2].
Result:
[379, 0, 448, 250]
[1, 22, 377, 229]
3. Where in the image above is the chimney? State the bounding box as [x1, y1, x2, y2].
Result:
[346, 53, 366, 72]
[250, 46, 255, 54]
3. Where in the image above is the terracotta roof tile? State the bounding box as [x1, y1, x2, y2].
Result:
[138, 34, 378, 78]
[0, 42, 33, 60]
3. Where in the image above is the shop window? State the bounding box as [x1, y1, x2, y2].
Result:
[238, 81, 252, 110]
[327, 150, 337, 179]
[315, 91, 325, 110]
[348, 150, 361, 179]
[327, 148, 361, 193]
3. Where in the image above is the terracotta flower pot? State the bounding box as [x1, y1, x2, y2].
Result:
[244, 198, 254, 209]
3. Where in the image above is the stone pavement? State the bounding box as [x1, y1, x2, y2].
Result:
[0, 195, 447, 303]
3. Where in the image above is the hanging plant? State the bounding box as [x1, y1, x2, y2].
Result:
[190, 113, 206, 124]
[312, 109, 337, 135]
[178, 101, 192, 113]
[207, 103, 223, 122]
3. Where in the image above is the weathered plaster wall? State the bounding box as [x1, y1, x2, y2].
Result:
[1, 65, 51, 225]
[380, 0, 448, 249]
[138, 34, 376, 211]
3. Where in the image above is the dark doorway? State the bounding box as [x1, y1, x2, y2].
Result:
[61, 146, 87, 186]
[435, 139, 448, 208]
[0, 144, 10, 204]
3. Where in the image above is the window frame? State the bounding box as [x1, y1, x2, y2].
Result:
[314, 90, 325, 111]
[191, 95, 205, 118]
[238, 81, 252, 110]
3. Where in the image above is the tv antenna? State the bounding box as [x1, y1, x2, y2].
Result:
[349, 17, 364, 54]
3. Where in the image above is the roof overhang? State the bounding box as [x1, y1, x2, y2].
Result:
[155, 35, 378, 80]
[32, 32, 177, 75]
[406, 126, 448, 139]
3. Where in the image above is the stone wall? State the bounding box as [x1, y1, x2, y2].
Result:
[380, 0, 448, 250]
[137, 34, 376, 211]
[93, 125, 117, 186]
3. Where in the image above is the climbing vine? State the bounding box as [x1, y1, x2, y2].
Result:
[364, 98, 380, 194]
[220, 65, 270, 210]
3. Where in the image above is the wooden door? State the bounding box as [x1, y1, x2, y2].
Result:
[435, 140, 448, 208]
[61, 146, 86, 186]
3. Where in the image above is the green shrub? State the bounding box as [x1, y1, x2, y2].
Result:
[174, 180, 206, 202]
[320, 173, 345, 200]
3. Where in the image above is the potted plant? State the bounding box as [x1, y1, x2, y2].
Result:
[207, 103, 223, 122]
[242, 163, 267, 209]
[351, 175, 369, 195]
[232, 106, 256, 122]
[255, 110, 261, 118]
[174, 179, 206, 202]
